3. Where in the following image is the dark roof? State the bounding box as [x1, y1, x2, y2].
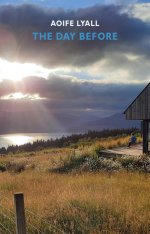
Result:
[124, 83, 150, 114]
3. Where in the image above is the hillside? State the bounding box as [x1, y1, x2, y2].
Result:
[0, 134, 149, 233]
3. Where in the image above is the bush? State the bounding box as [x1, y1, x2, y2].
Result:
[0, 163, 7, 172]
[54, 153, 87, 173]
[119, 157, 135, 168]
[6, 162, 26, 173]
[118, 155, 150, 172]
[82, 157, 122, 172]
[133, 156, 150, 172]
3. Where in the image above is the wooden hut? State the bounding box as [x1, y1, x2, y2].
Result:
[124, 83, 150, 154]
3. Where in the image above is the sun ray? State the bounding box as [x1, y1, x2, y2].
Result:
[0, 58, 50, 81]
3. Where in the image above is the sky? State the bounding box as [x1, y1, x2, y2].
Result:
[0, 0, 150, 133]
[0, 0, 149, 8]
[0, 0, 135, 8]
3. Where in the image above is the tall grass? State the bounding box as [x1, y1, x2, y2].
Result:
[0, 135, 148, 233]
[0, 171, 149, 233]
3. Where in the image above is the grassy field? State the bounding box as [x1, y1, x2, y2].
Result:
[0, 135, 149, 233]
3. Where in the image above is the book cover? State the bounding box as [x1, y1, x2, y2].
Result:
[1, 0, 149, 135]
[0, 1, 149, 233]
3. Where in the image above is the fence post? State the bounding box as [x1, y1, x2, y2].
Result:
[14, 193, 26, 234]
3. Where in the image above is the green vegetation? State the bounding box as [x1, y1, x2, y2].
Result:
[55, 153, 150, 173]
[0, 131, 149, 233]
[0, 128, 138, 154]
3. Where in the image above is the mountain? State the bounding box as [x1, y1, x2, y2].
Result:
[0, 111, 140, 134]
[74, 113, 140, 132]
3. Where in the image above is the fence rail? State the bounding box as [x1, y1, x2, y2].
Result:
[0, 193, 65, 234]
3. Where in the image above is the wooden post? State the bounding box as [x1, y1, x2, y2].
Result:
[14, 193, 26, 234]
[143, 120, 149, 154]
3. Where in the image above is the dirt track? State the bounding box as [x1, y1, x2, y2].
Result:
[101, 143, 143, 157]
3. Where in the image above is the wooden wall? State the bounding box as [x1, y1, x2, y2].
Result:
[124, 84, 150, 120]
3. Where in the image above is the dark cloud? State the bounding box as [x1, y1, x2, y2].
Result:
[0, 4, 149, 67]
[0, 75, 145, 132]
[0, 76, 146, 112]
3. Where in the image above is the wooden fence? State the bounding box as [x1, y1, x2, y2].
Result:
[14, 193, 26, 234]
[0, 193, 65, 234]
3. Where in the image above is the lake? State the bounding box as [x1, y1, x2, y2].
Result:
[0, 133, 71, 148]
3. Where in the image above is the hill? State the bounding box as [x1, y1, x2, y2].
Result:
[0, 112, 140, 133]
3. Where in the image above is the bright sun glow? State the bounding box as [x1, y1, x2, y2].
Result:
[0, 58, 50, 81]
[4, 135, 32, 146]
[10, 92, 24, 99]
[1, 92, 45, 100]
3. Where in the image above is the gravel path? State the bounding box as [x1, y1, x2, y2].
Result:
[101, 143, 143, 157]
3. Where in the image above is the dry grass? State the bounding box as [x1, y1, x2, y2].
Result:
[0, 171, 149, 233]
[0, 135, 148, 233]
[92, 135, 142, 150]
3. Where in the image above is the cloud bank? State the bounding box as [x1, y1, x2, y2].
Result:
[0, 76, 145, 113]
[0, 4, 149, 68]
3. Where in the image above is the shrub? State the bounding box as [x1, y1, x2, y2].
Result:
[133, 156, 150, 172]
[0, 163, 7, 172]
[119, 157, 135, 168]
[6, 162, 26, 173]
[119, 155, 150, 172]
[82, 157, 122, 172]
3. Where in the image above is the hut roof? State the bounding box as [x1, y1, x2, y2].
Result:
[124, 83, 150, 120]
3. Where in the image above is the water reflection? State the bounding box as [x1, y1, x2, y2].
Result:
[0, 133, 70, 148]
[4, 135, 32, 146]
